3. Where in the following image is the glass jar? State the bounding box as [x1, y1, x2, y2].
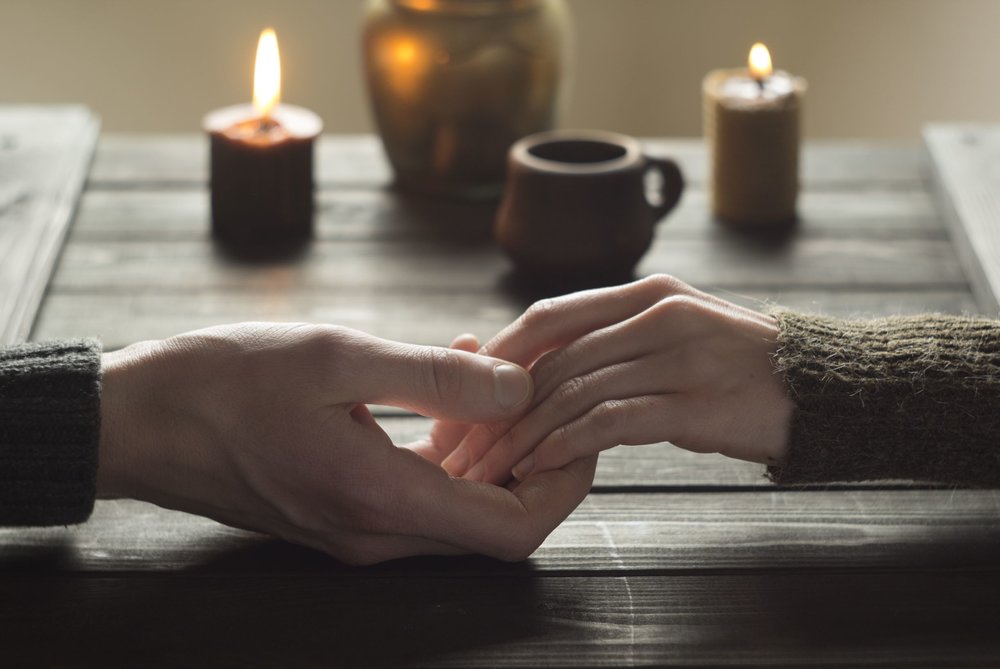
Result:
[362, 0, 569, 199]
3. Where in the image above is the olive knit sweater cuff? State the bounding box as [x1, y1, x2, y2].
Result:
[0, 339, 102, 525]
[766, 310, 1000, 487]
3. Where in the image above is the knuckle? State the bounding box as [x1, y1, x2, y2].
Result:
[643, 273, 685, 297]
[547, 423, 574, 454]
[482, 419, 514, 442]
[276, 323, 355, 386]
[529, 349, 566, 390]
[591, 400, 627, 435]
[520, 297, 560, 328]
[423, 346, 464, 404]
[552, 375, 589, 408]
[649, 294, 705, 324]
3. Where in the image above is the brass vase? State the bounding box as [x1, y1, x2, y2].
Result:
[362, 0, 569, 199]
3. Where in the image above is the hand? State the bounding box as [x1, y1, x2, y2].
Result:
[403, 333, 485, 466]
[97, 323, 597, 565]
[441, 275, 794, 485]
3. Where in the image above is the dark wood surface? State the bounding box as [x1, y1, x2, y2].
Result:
[926, 124, 1000, 315]
[4, 132, 1000, 666]
[0, 106, 98, 344]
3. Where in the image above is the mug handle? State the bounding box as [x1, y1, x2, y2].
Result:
[645, 156, 685, 223]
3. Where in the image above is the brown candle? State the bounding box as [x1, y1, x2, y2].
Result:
[703, 43, 806, 228]
[203, 29, 323, 252]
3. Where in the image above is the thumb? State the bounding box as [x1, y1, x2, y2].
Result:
[349, 337, 533, 422]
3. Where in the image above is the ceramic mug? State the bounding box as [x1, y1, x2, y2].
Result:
[495, 129, 684, 281]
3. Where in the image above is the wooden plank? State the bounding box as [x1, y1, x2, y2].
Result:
[0, 105, 99, 344]
[42, 237, 967, 295]
[32, 289, 979, 351]
[89, 135, 925, 191]
[2, 569, 999, 667]
[68, 188, 946, 242]
[643, 138, 926, 191]
[3, 491, 999, 573]
[925, 124, 1000, 315]
[89, 134, 391, 187]
[374, 416, 947, 489]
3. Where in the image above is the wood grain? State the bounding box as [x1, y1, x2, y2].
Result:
[88, 135, 926, 191]
[0, 105, 98, 344]
[32, 289, 978, 352]
[12, 134, 995, 667]
[3, 569, 999, 667]
[68, 188, 946, 242]
[3, 491, 999, 574]
[925, 124, 1000, 315]
[43, 237, 967, 294]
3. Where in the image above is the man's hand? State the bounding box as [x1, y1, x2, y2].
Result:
[441, 275, 795, 485]
[97, 323, 596, 565]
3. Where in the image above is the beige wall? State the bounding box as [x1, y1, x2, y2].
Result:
[2, 0, 998, 138]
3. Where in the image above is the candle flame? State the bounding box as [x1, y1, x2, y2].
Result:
[748, 42, 773, 80]
[253, 28, 281, 120]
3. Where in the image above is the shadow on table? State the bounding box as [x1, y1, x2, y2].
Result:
[5, 529, 1000, 665]
[1, 539, 553, 667]
[746, 567, 1000, 663]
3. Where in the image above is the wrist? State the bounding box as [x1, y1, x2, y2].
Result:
[96, 349, 134, 499]
[757, 315, 794, 465]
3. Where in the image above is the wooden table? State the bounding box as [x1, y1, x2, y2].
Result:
[4, 131, 1000, 667]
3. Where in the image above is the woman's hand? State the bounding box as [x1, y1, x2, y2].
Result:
[441, 275, 795, 485]
[97, 323, 596, 565]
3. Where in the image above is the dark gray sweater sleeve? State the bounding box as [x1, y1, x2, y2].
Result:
[0, 339, 102, 525]
[766, 310, 1000, 487]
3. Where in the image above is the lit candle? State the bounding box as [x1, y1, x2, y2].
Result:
[703, 42, 807, 228]
[203, 28, 323, 253]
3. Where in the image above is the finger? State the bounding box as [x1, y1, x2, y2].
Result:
[525, 299, 687, 403]
[442, 293, 716, 478]
[405, 333, 484, 464]
[346, 336, 533, 423]
[531, 295, 766, 406]
[440, 420, 505, 477]
[450, 300, 701, 481]
[416, 455, 597, 561]
[480, 274, 698, 367]
[511, 396, 682, 480]
[467, 358, 677, 484]
[450, 333, 480, 353]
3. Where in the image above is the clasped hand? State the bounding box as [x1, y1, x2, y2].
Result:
[96, 275, 792, 565]
[443, 275, 794, 485]
[97, 323, 595, 565]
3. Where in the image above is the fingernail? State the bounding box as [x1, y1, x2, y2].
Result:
[512, 454, 534, 481]
[442, 447, 468, 476]
[465, 461, 484, 482]
[493, 363, 531, 410]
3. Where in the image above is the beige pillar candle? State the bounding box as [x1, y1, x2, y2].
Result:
[703, 43, 806, 227]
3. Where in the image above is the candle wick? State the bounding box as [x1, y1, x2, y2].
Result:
[257, 117, 278, 133]
[754, 77, 766, 94]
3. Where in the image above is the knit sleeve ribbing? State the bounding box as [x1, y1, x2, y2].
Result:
[0, 339, 102, 525]
[766, 310, 1000, 487]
